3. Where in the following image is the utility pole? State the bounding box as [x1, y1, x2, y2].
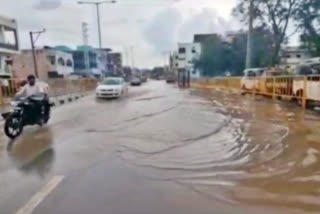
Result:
[78, 0, 116, 48]
[82, 22, 89, 46]
[130, 46, 135, 69]
[246, 0, 254, 69]
[29, 29, 46, 78]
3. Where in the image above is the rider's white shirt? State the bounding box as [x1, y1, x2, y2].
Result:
[18, 83, 44, 97]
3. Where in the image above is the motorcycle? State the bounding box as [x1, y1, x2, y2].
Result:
[1, 94, 52, 139]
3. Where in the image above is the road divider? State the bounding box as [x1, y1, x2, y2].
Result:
[193, 75, 320, 109]
[0, 78, 97, 106]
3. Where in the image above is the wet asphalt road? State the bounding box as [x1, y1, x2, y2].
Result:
[1, 80, 320, 214]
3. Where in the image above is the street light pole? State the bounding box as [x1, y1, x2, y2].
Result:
[96, 3, 102, 48]
[78, 0, 116, 48]
[29, 29, 46, 78]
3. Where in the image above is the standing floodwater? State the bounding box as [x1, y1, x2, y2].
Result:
[118, 87, 320, 213]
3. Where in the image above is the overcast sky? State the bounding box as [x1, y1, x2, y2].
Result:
[0, 0, 239, 68]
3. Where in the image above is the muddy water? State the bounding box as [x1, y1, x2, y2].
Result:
[118, 87, 320, 213]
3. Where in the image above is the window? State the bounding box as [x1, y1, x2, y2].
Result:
[102, 79, 121, 85]
[297, 54, 301, 58]
[73, 52, 86, 69]
[247, 71, 256, 77]
[192, 49, 196, 53]
[178, 47, 186, 54]
[66, 59, 73, 67]
[47, 56, 56, 65]
[175, 63, 178, 67]
[286, 55, 291, 58]
[57, 57, 65, 66]
[89, 52, 97, 68]
[0, 27, 18, 50]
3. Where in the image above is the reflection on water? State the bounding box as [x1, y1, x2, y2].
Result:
[118, 88, 320, 213]
[7, 128, 55, 177]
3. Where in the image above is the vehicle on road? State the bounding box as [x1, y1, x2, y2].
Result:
[166, 72, 176, 83]
[131, 77, 142, 86]
[96, 77, 128, 99]
[141, 75, 148, 83]
[1, 94, 51, 139]
[241, 68, 267, 91]
[292, 58, 320, 106]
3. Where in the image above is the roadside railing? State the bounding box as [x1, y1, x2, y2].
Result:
[194, 75, 320, 108]
[0, 78, 97, 105]
[196, 77, 242, 89]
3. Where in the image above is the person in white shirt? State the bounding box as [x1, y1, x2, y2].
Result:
[16, 75, 51, 119]
[16, 75, 44, 97]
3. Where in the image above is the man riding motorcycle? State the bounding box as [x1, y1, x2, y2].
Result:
[15, 75, 51, 124]
[2, 75, 51, 139]
[16, 75, 47, 97]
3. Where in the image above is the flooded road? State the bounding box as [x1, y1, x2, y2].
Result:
[0, 81, 320, 214]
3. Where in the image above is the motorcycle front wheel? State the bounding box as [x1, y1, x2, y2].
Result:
[4, 116, 23, 139]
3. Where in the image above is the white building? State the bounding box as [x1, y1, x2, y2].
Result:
[0, 15, 19, 78]
[280, 46, 314, 69]
[12, 47, 74, 80]
[171, 51, 179, 71]
[176, 43, 201, 79]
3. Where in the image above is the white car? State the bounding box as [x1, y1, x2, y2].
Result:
[131, 77, 142, 86]
[241, 68, 267, 91]
[96, 77, 128, 98]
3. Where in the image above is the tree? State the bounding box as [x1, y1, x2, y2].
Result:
[195, 28, 274, 76]
[234, 0, 299, 65]
[194, 36, 231, 77]
[294, 0, 320, 54]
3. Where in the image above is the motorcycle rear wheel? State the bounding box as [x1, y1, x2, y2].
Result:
[4, 116, 23, 139]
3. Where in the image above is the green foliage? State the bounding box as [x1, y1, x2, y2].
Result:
[195, 27, 274, 77]
[294, 0, 320, 55]
[195, 35, 229, 77]
[233, 0, 299, 65]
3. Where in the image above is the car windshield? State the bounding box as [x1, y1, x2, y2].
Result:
[101, 79, 121, 85]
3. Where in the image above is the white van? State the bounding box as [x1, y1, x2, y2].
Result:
[293, 58, 320, 103]
[241, 68, 267, 91]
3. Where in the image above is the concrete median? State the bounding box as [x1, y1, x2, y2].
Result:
[0, 91, 93, 122]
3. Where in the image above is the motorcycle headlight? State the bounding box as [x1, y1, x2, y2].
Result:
[10, 101, 18, 106]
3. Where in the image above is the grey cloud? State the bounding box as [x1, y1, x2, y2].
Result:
[178, 8, 233, 41]
[103, 18, 129, 25]
[143, 8, 183, 53]
[143, 7, 236, 53]
[136, 18, 146, 24]
[34, 0, 62, 10]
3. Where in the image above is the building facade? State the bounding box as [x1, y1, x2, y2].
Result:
[12, 47, 73, 80]
[0, 15, 19, 79]
[280, 46, 314, 69]
[94, 48, 112, 77]
[108, 52, 123, 76]
[70, 46, 113, 78]
[176, 43, 201, 79]
[72, 46, 99, 77]
[170, 51, 179, 71]
[194, 34, 219, 44]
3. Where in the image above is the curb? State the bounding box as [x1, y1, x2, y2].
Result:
[50, 91, 92, 107]
[0, 91, 93, 122]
